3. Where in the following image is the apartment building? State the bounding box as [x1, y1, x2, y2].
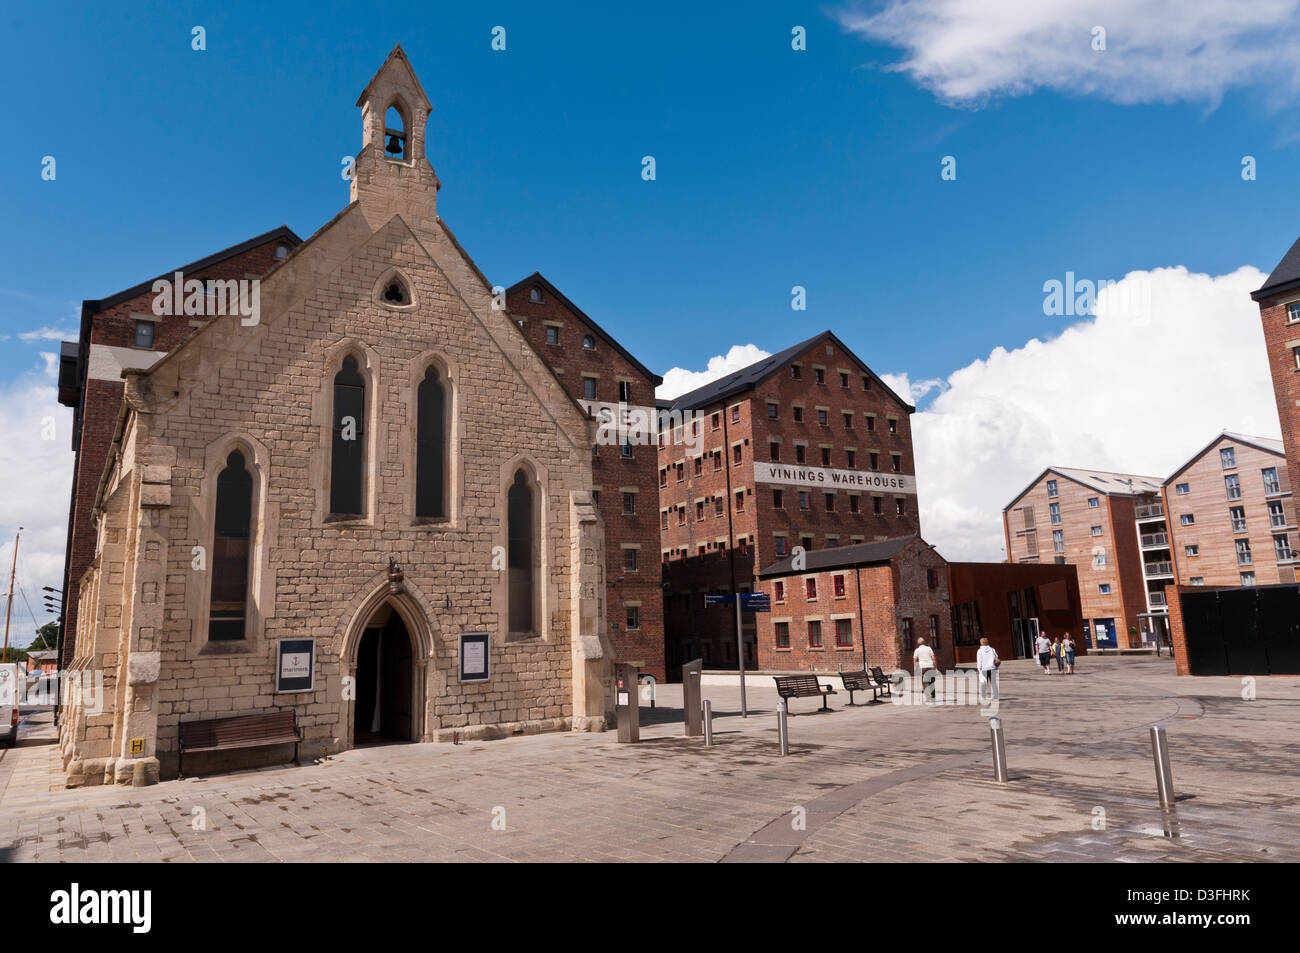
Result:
[1003, 468, 1164, 649]
[1163, 433, 1297, 589]
[658, 331, 919, 675]
[506, 273, 666, 678]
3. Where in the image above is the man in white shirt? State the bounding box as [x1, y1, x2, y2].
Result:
[976, 637, 999, 700]
[1035, 633, 1052, 673]
[912, 638, 937, 700]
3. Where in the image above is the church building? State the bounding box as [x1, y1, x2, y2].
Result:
[58, 47, 617, 785]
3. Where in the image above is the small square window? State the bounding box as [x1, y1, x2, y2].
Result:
[583, 335, 595, 350]
[626, 605, 640, 629]
[545, 326, 559, 346]
[1289, 301, 1300, 323]
[623, 548, 637, 571]
[134, 320, 155, 349]
[622, 492, 635, 515]
[767, 403, 779, 418]
[530, 286, 543, 303]
[1176, 483, 1190, 495]
[583, 378, 597, 400]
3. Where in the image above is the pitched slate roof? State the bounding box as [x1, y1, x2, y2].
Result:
[662, 330, 914, 413]
[1253, 234, 1300, 300]
[1164, 431, 1285, 484]
[757, 535, 933, 578]
[1004, 465, 1163, 512]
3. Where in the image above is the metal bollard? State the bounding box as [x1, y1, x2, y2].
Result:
[1150, 726, 1175, 808]
[989, 716, 1008, 782]
[777, 701, 789, 756]
[703, 700, 714, 746]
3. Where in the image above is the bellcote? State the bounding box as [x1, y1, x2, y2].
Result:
[351, 45, 440, 208]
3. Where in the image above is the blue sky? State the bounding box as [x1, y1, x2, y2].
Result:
[3, 0, 1300, 608]
[5, 1, 1299, 383]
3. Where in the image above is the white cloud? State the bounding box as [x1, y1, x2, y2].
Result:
[906, 265, 1277, 561]
[18, 326, 78, 342]
[657, 344, 772, 401]
[837, 0, 1300, 107]
[0, 359, 75, 644]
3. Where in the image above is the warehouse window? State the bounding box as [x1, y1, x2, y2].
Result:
[330, 355, 366, 516]
[209, 450, 254, 641]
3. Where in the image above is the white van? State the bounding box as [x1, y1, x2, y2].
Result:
[0, 663, 20, 748]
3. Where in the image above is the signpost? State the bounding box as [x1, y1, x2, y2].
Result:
[704, 591, 771, 718]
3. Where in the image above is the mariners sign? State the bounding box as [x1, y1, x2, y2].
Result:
[753, 462, 917, 494]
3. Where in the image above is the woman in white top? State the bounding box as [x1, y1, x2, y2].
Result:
[975, 638, 999, 700]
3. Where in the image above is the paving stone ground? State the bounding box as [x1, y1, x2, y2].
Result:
[1, 656, 1297, 862]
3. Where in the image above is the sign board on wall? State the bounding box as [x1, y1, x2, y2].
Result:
[752, 462, 917, 495]
[275, 638, 316, 693]
[459, 632, 490, 683]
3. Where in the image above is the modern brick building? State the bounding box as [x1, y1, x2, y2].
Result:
[1252, 240, 1300, 481]
[658, 331, 919, 676]
[754, 536, 952, 674]
[505, 273, 665, 678]
[1162, 432, 1296, 588]
[56, 47, 617, 785]
[947, 561, 1084, 664]
[56, 227, 302, 674]
[1003, 468, 1166, 649]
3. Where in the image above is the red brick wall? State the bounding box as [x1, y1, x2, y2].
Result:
[1257, 291, 1300, 485]
[1165, 583, 1190, 676]
[507, 280, 665, 678]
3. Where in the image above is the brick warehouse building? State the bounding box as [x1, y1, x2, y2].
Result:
[947, 561, 1084, 664]
[1252, 237, 1300, 480]
[55, 47, 618, 785]
[658, 332, 919, 676]
[755, 536, 952, 673]
[1004, 467, 1166, 649]
[505, 273, 665, 679]
[56, 227, 303, 674]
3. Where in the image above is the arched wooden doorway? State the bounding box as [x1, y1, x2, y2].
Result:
[353, 604, 415, 744]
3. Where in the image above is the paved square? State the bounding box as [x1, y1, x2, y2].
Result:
[2, 656, 1297, 862]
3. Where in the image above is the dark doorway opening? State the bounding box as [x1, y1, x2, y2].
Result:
[354, 607, 414, 745]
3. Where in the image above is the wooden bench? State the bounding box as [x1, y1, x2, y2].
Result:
[774, 674, 837, 713]
[869, 667, 894, 698]
[178, 709, 301, 778]
[838, 671, 880, 705]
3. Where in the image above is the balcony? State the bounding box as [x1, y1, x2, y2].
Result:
[1134, 503, 1164, 520]
[1144, 561, 1174, 578]
[1148, 592, 1167, 607]
[1140, 532, 1168, 548]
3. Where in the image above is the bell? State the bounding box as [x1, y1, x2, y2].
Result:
[385, 133, 403, 155]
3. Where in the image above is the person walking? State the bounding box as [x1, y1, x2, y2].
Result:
[1035, 631, 1052, 674]
[975, 637, 1000, 700]
[1052, 636, 1066, 673]
[912, 637, 937, 700]
[1063, 634, 1076, 674]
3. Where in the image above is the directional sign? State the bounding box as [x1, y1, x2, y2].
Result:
[703, 593, 735, 607]
[739, 593, 771, 613]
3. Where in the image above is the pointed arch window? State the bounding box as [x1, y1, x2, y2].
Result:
[416, 365, 447, 519]
[507, 469, 536, 635]
[331, 356, 366, 516]
[384, 104, 408, 159]
[210, 450, 254, 641]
